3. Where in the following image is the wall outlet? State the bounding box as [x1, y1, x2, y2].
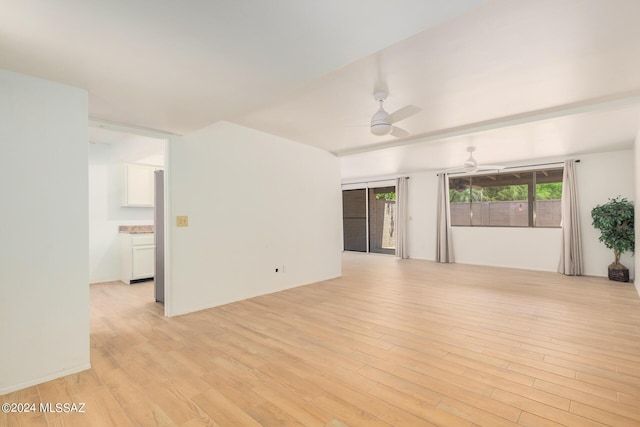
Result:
[176, 216, 189, 227]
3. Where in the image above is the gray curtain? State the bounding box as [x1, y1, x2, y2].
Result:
[436, 173, 454, 263]
[558, 160, 583, 275]
[395, 177, 409, 259]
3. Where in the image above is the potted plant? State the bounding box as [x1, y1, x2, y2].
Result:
[591, 196, 634, 282]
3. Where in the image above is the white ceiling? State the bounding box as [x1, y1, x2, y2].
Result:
[3, 0, 640, 179]
[1, 0, 483, 134]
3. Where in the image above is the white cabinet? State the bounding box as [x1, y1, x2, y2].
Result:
[121, 164, 160, 207]
[121, 233, 155, 284]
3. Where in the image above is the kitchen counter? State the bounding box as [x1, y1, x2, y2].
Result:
[119, 225, 154, 234]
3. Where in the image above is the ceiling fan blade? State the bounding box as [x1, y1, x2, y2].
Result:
[386, 105, 421, 124]
[476, 164, 506, 171]
[442, 167, 466, 173]
[390, 126, 410, 138]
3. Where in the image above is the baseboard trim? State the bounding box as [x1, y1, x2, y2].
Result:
[0, 363, 91, 395]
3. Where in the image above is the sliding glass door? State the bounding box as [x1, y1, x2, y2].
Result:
[368, 186, 396, 255]
[342, 189, 367, 252]
[342, 184, 396, 255]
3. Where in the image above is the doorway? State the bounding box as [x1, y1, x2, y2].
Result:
[88, 121, 170, 313]
[342, 184, 396, 255]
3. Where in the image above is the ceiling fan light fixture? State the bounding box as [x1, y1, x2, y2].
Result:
[443, 146, 504, 174]
[463, 160, 477, 173]
[371, 101, 391, 136]
[463, 147, 477, 172]
[369, 90, 418, 138]
[371, 123, 392, 136]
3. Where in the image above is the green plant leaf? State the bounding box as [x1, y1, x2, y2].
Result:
[591, 196, 635, 259]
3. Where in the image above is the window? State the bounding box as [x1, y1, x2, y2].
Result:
[449, 168, 563, 227]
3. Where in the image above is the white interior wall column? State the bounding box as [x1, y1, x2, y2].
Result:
[635, 130, 640, 296]
[169, 122, 342, 316]
[0, 70, 90, 394]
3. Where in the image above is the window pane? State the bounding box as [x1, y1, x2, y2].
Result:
[535, 168, 563, 227]
[471, 200, 529, 226]
[449, 177, 471, 226]
[369, 186, 396, 254]
[472, 172, 532, 226]
[448, 169, 562, 228]
[536, 199, 561, 227]
[470, 201, 483, 226]
[450, 201, 471, 226]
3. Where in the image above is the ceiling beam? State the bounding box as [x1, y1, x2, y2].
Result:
[334, 90, 640, 157]
[89, 118, 179, 140]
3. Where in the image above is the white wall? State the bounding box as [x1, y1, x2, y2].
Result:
[579, 150, 635, 278]
[635, 131, 640, 296]
[168, 122, 342, 316]
[405, 150, 634, 277]
[0, 70, 90, 394]
[88, 142, 163, 283]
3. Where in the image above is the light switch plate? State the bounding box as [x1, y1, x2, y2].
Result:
[176, 216, 189, 227]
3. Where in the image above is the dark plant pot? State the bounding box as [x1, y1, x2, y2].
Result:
[608, 263, 629, 282]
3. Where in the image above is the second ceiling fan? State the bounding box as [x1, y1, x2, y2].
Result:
[444, 147, 505, 174]
[370, 91, 420, 138]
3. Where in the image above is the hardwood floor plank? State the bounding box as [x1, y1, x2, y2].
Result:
[100, 367, 173, 426]
[436, 397, 520, 427]
[192, 387, 262, 427]
[357, 361, 521, 422]
[579, 349, 640, 376]
[308, 370, 441, 427]
[575, 371, 640, 399]
[370, 384, 475, 427]
[252, 383, 332, 426]
[533, 379, 640, 421]
[517, 411, 565, 427]
[66, 386, 134, 427]
[311, 394, 393, 427]
[506, 362, 575, 382]
[1, 386, 48, 427]
[507, 360, 618, 400]
[388, 345, 466, 374]
[618, 391, 640, 407]
[544, 354, 640, 388]
[444, 353, 535, 387]
[463, 368, 570, 410]
[570, 401, 640, 427]
[490, 388, 608, 427]
[2, 254, 640, 426]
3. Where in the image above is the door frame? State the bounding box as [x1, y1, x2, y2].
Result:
[341, 179, 397, 255]
[89, 118, 176, 317]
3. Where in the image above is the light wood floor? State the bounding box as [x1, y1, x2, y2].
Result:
[3, 253, 640, 426]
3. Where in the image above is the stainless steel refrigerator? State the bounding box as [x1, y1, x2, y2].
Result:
[154, 170, 165, 303]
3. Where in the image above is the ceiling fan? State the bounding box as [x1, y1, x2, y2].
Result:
[370, 91, 420, 138]
[444, 147, 505, 174]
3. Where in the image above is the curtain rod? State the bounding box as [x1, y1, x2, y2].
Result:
[341, 176, 410, 186]
[502, 159, 580, 170]
[443, 159, 580, 176]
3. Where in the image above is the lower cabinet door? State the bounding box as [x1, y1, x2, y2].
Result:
[132, 245, 155, 279]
